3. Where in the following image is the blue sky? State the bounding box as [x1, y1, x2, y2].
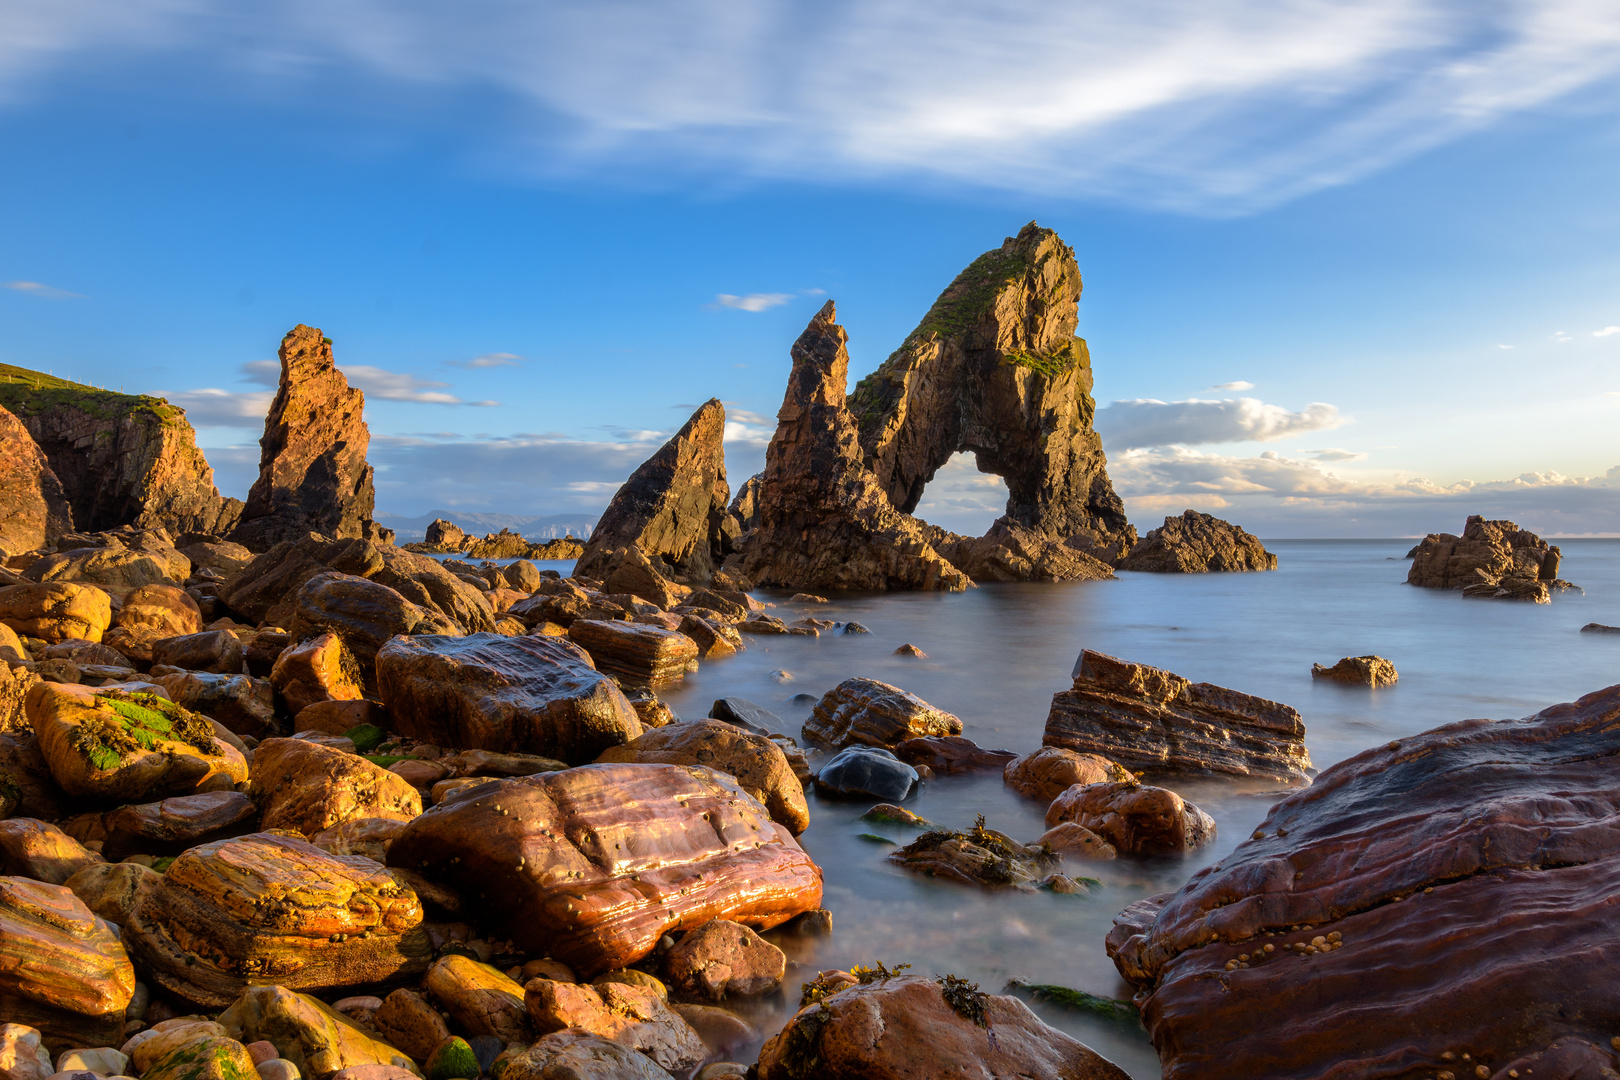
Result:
[3, 1, 1619, 537]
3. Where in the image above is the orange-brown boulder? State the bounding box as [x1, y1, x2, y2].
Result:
[756, 973, 1129, 1080]
[894, 735, 1016, 773]
[289, 572, 425, 676]
[1108, 682, 1620, 1080]
[150, 629, 244, 674]
[1045, 782, 1214, 856]
[1117, 509, 1276, 573]
[565, 620, 698, 688]
[270, 633, 365, 716]
[0, 583, 110, 644]
[522, 978, 705, 1076]
[1311, 654, 1398, 687]
[595, 719, 809, 834]
[0, 876, 135, 1052]
[155, 670, 279, 741]
[1407, 514, 1568, 601]
[0, 818, 102, 884]
[803, 677, 962, 749]
[112, 583, 201, 638]
[1003, 746, 1132, 802]
[99, 790, 259, 860]
[248, 737, 421, 837]
[423, 954, 531, 1043]
[374, 633, 641, 764]
[122, 832, 431, 1006]
[660, 918, 785, 1000]
[387, 763, 823, 977]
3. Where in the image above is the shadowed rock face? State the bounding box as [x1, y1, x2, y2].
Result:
[1407, 515, 1568, 602]
[848, 223, 1134, 566]
[1118, 510, 1276, 573]
[0, 366, 240, 538]
[0, 404, 72, 554]
[231, 326, 392, 552]
[574, 399, 730, 585]
[1106, 682, 1620, 1080]
[737, 302, 969, 592]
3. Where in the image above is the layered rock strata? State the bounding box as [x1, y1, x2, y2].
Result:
[1407, 515, 1570, 602]
[0, 363, 241, 537]
[804, 677, 963, 749]
[574, 399, 730, 585]
[736, 302, 969, 592]
[1107, 681, 1620, 1080]
[386, 763, 823, 976]
[0, 404, 72, 555]
[1118, 510, 1276, 573]
[231, 327, 391, 551]
[564, 619, 698, 688]
[0, 876, 135, 1050]
[1043, 650, 1311, 785]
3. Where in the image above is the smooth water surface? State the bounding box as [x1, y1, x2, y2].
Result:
[645, 540, 1620, 1076]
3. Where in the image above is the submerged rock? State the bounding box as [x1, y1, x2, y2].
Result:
[1311, 655, 1398, 687]
[496, 1030, 676, 1080]
[889, 815, 1060, 888]
[1117, 510, 1276, 573]
[1003, 746, 1132, 802]
[230, 326, 392, 551]
[803, 677, 962, 749]
[1407, 515, 1568, 602]
[661, 918, 785, 1001]
[386, 763, 823, 977]
[1043, 650, 1311, 785]
[1045, 781, 1215, 856]
[735, 301, 969, 592]
[756, 973, 1130, 1080]
[573, 399, 730, 586]
[894, 735, 1016, 773]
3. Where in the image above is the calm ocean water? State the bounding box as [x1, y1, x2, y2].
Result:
[537, 540, 1620, 1075]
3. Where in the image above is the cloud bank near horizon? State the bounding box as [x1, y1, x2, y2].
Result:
[5, 1, 1619, 211]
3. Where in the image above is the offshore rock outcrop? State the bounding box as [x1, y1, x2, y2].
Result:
[574, 398, 730, 584]
[0, 364, 241, 538]
[737, 302, 969, 592]
[231, 326, 392, 552]
[0, 404, 72, 554]
[848, 223, 1135, 571]
[1407, 515, 1570, 602]
[1107, 682, 1620, 1080]
[1118, 510, 1276, 573]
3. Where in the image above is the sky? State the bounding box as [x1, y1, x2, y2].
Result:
[2, 1, 1619, 538]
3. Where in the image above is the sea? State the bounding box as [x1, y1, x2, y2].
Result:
[515, 539, 1620, 1076]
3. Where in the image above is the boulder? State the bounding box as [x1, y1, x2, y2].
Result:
[117, 583, 202, 639]
[293, 699, 387, 737]
[564, 621, 698, 688]
[813, 747, 918, 801]
[0, 405, 71, 556]
[422, 955, 530, 1044]
[1035, 821, 1117, 861]
[493, 1031, 673, 1080]
[660, 919, 784, 1000]
[675, 616, 738, 660]
[894, 735, 1016, 773]
[64, 860, 162, 924]
[219, 986, 420, 1080]
[150, 630, 244, 675]
[155, 672, 279, 741]
[1407, 515, 1568, 600]
[248, 738, 421, 837]
[371, 990, 447, 1067]
[386, 763, 823, 976]
[595, 719, 809, 834]
[803, 677, 962, 749]
[735, 301, 970, 592]
[308, 817, 408, 863]
[99, 790, 259, 861]
[755, 973, 1130, 1080]
[1311, 655, 1398, 687]
[288, 574, 424, 676]
[374, 634, 641, 764]
[1108, 681, 1620, 1080]
[0, 877, 134, 1052]
[270, 634, 365, 717]
[123, 833, 431, 1006]
[574, 399, 730, 586]
[1003, 746, 1132, 802]
[0, 731, 66, 820]
[1043, 650, 1311, 785]
[889, 818, 1059, 888]
[24, 547, 186, 596]
[521, 979, 705, 1077]
[27, 683, 247, 802]
[421, 520, 464, 552]
[1046, 781, 1214, 856]
[0, 819, 102, 884]
[1117, 510, 1275, 572]
[0, 1023, 54, 1080]
[230, 326, 392, 552]
[0, 622, 27, 664]
[0, 584, 111, 645]
[138, 1030, 258, 1080]
[0, 665, 38, 737]
[180, 540, 255, 577]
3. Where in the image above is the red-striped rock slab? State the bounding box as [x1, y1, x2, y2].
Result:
[0, 876, 134, 1051]
[386, 763, 822, 977]
[1107, 683, 1620, 1080]
[1043, 650, 1310, 784]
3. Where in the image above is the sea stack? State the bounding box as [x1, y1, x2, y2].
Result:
[1118, 509, 1277, 572]
[231, 325, 392, 551]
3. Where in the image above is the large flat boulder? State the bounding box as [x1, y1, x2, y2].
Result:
[565, 620, 698, 688]
[1106, 682, 1620, 1080]
[803, 677, 962, 749]
[122, 832, 431, 1006]
[99, 790, 259, 860]
[375, 634, 641, 764]
[0, 876, 135, 1052]
[1043, 650, 1311, 785]
[386, 763, 822, 977]
[0, 583, 110, 644]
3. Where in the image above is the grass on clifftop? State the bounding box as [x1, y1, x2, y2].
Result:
[0, 362, 185, 426]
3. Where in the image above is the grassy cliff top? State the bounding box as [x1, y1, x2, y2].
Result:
[0, 362, 184, 425]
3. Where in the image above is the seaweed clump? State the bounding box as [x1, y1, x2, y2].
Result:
[937, 973, 988, 1026]
[889, 813, 1058, 888]
[71, 691, 218, 770]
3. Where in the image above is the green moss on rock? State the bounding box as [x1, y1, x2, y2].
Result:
[71, 690, 219, 769]
[0, 362, 189, 428]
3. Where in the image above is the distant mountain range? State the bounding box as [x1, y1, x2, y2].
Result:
[375, 510, 597, 543]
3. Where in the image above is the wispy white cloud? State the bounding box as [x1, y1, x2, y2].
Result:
[715, 292, 793, 312]
[345, 365, 499, 406]
[239, 359, 279, 387]
[1207, 380, 1254, 391]
[7, 2, 1616, 211]
[1303, 447, 1369, 462]
[449, 352, 524, 369]
[1097, 397, 1344, 450]
[163, 388, 274, 427]
[1554, 330, 1574, 342]
[1595, 326, 1620, 338]
[1498, 344, 1515, 350]
[3, 280, 82, 299]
